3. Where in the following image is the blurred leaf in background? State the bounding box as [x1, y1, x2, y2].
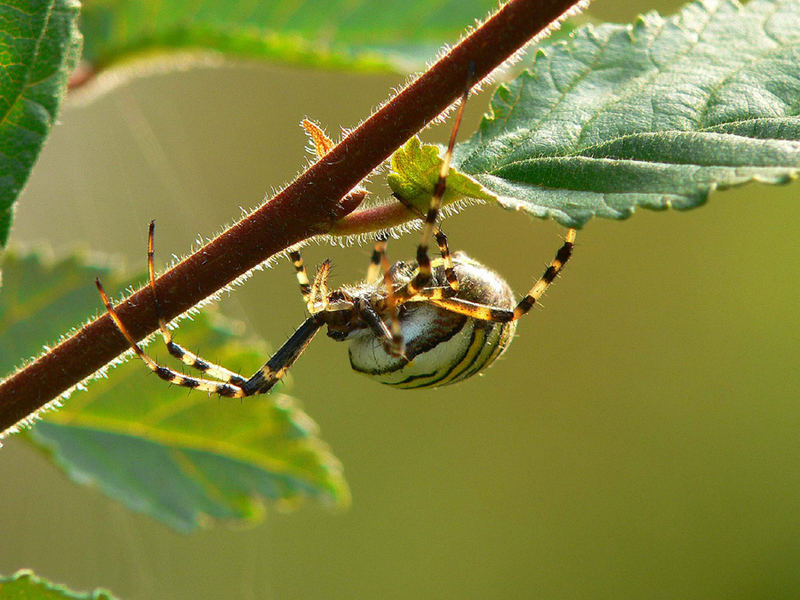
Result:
[0, 250, 348, 531]
[0, 569, 117, 600]
[78, 0, 499, 74]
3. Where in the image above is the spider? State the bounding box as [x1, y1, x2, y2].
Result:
[96, 81, 576, 397]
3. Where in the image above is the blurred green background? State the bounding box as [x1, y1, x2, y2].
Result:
[2, 1, 800, 598]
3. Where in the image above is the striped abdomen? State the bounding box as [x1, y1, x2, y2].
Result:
[348, 254, 517, 389]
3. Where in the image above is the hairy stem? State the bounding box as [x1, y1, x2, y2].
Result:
[0, 0, 586, 434]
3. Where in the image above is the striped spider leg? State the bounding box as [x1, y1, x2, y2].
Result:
[398, 229, 576, 320]
[96, 222, 326, 398]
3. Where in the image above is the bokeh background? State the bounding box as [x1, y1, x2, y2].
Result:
[2, 1, 800, 598]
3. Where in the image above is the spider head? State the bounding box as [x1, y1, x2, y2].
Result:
[323, 289, 394, 343]
[321, 289, 359, 340]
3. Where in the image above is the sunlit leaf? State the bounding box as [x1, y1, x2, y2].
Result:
[0, 0, 82, 247]
[0, 250, 348, 532]
[388, 136, 496, 212]
[453, 0, 800, 227]
[79, 0, 498, 75]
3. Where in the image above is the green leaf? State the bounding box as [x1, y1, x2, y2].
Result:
[453, 0, 800, 227]
[79, 0, 498, 74]
[0, 0, 82, 248]
[0, 250, 348, 532]
[387, 136, 496, 212]
[0, 570, 117, 600]
[0, 251, 122, 371]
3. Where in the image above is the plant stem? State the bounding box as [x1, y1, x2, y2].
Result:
[329, 202, 419, 236]
[0, 0, 587, 435]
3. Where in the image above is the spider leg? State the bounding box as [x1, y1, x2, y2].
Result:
[365, 232, 389, 284]
[241, 315, 324, 394]
[288, 251, 313, 307]
[402, 69, 472, 298]
[287, 249, 333, 315]
[98, 277, 324, 397]
[309, 260, 332, 313]
[427, 297, 514, 322]
[381, 268, 404, 358]
[393, 194, 458, 292]
[421, 229, 577, 322]
[147, 221, 248, 386]
[400, 284, 456, 303]
[96, 278, 248, 397]
[509, 228, 577, 319]
[365, 232, 404, 356]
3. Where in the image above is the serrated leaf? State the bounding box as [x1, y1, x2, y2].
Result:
[387, 136, 496, 212]
[79, 0, 498, 75]
[0, 250, 348, 532]
[453, 0, 800, 227]
[0, 570, 117, 600]
[0, 0, 82, 248]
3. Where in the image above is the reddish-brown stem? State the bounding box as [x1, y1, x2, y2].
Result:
[0, 0, 585, 434]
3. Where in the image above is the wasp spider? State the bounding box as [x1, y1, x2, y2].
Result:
[97, 79, 576, 396]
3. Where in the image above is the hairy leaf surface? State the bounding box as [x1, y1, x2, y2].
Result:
[452, 0, 800, 226]
[0, 251, 348, 531]
[0, 0, 81, 247]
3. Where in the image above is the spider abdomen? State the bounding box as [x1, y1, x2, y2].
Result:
[348, 253, 517, 389]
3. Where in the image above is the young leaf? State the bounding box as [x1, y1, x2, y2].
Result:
[79, 0, 499, 75]
[388, 136, 496, 212]
[453, 0, 800, 227]
[0, 0, 82, 248]
[0, 570, 117, 600]
[0, 251, 348, 532]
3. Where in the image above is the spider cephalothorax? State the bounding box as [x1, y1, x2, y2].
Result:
[96, 77, 576, 398]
